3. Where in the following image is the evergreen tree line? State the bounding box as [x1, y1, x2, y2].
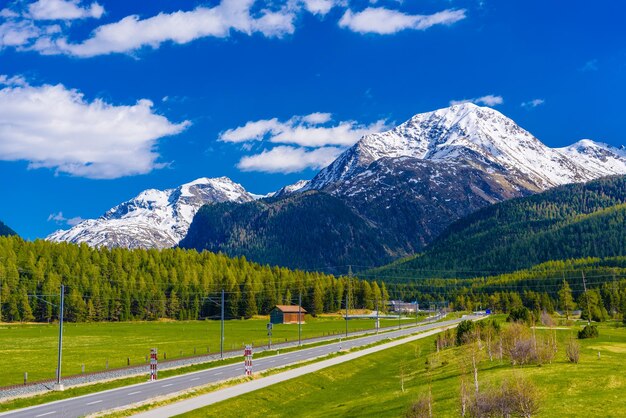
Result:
[383, 257, 626, 322]
[0, 236, 389, 323]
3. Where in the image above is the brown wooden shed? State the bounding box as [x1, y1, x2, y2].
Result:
[270, 305, 307, 324]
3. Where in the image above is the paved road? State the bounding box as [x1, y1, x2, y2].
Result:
[135, 324, 463, 418]
[0, 315, 477, 418]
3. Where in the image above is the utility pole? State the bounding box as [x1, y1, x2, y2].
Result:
[375, 298, 379, 334]
[582, 271, 591, 325]
[220, 289, 225, 359]
[398, 304, 401, 329]
[345, 266, 351, 338]
[298, 291, 302, 346]
[55, 284, 65, 391]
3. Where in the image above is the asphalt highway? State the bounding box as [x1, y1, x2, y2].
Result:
[0, 315, 477, 418]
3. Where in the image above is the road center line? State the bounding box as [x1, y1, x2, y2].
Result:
[127, 391, 142, 396]
[214, 372, 223, 375]
[35, 412, 57, 417]
[161, 384, 174, 387]
[190, 377, 201, 381]
[86, 400, 103, 405]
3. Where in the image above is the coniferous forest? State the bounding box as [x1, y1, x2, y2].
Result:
[377, 175, 626, 277]
[0, 236, 389, 323]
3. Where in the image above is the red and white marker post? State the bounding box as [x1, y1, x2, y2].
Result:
[149, 348, 158, 381]
[244, 345, 253, 376]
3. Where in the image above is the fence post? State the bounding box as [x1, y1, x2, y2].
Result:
[23, 372, 27, 385]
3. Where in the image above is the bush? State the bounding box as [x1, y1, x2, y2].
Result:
[507, 307, 532, 324]
[456, 320, 476, 346]
[577, 324, 599, 339]
[566, 337, 580, 363]
[405, 394, 432, 418]
[540, 311, 554, 327]
[467, 377, 540, 418]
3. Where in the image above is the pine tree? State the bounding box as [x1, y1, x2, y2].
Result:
[311, 283, 323, 317]
[243, 279, 258, 319]
[558, 280, 575, 319]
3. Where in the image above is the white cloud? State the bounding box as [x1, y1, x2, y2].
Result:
[0, 75, 27, 86]
[0, 19, 42, 47]
[0, 76, 189, 179]
[338, 7, 465, 34]
[48, 211, 84, 226]
[220, 113, 389, 147]
[35, 0, 296, 57]
[223, 112, 389, 173]
[302, 0, 338, 16]
[302, 112, 332, 124]
[450, 94, 503, 107]
[521, 98, 545, 108]
[237, 145, 343, 173]
[28, 0, 104, 21]
[220, 118, 282, 142]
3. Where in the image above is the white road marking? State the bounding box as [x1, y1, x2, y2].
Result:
[86, 400, 103, 405]
[190, 377, 201, 381]
[128, 391, 142, 396]
[214, 372, 223, 375]
[35, 412, 57, 417]
[162, 384, 173, 388]
[269, 360, 276, 363]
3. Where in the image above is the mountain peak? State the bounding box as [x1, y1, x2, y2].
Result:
[47, 177, 255, 249]
[308, 105, 626, 191]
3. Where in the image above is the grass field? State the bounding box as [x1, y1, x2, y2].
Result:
[179, 320, 626, 418]
[0, 315, 418, 387]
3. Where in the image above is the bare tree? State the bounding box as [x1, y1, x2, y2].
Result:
[510, 377, 541, 418]
[405, 394, 432, 418]
[566, 336, 580, 363]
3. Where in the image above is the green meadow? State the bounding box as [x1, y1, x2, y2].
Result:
[180, 321, 626, 418]
[0, 315, 416, 387]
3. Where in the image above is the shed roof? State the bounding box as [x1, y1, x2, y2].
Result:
[273, 305, 307, 313]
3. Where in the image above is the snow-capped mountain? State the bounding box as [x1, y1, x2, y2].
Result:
[47, 177, 256, 249]
[307, 103, 626, 192]
[273, 180, 310, 197]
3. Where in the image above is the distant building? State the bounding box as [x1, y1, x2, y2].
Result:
[270, 305, 307, 324]
[388, 300, 418, 313]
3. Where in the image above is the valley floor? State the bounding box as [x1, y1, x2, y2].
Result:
[178, 320, 626, 418]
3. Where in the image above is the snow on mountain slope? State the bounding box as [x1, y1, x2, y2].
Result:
[307, 103, 626, 192]
[273, 180, 310, 197]
[47, 177, 255, 249]
[557, 140, 626, 176]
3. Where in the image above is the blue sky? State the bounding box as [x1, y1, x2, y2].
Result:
[0, 0, 625, 239]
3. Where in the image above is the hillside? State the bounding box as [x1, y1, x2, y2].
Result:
[375, 175, 626, 278]
[180, 104, 626, 270]
[0, 221, 16, 237]
[180, 191, 400, 271]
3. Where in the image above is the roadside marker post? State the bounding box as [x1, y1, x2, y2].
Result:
[149, 348, 158, 381]
[244, 345, 253, 376]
